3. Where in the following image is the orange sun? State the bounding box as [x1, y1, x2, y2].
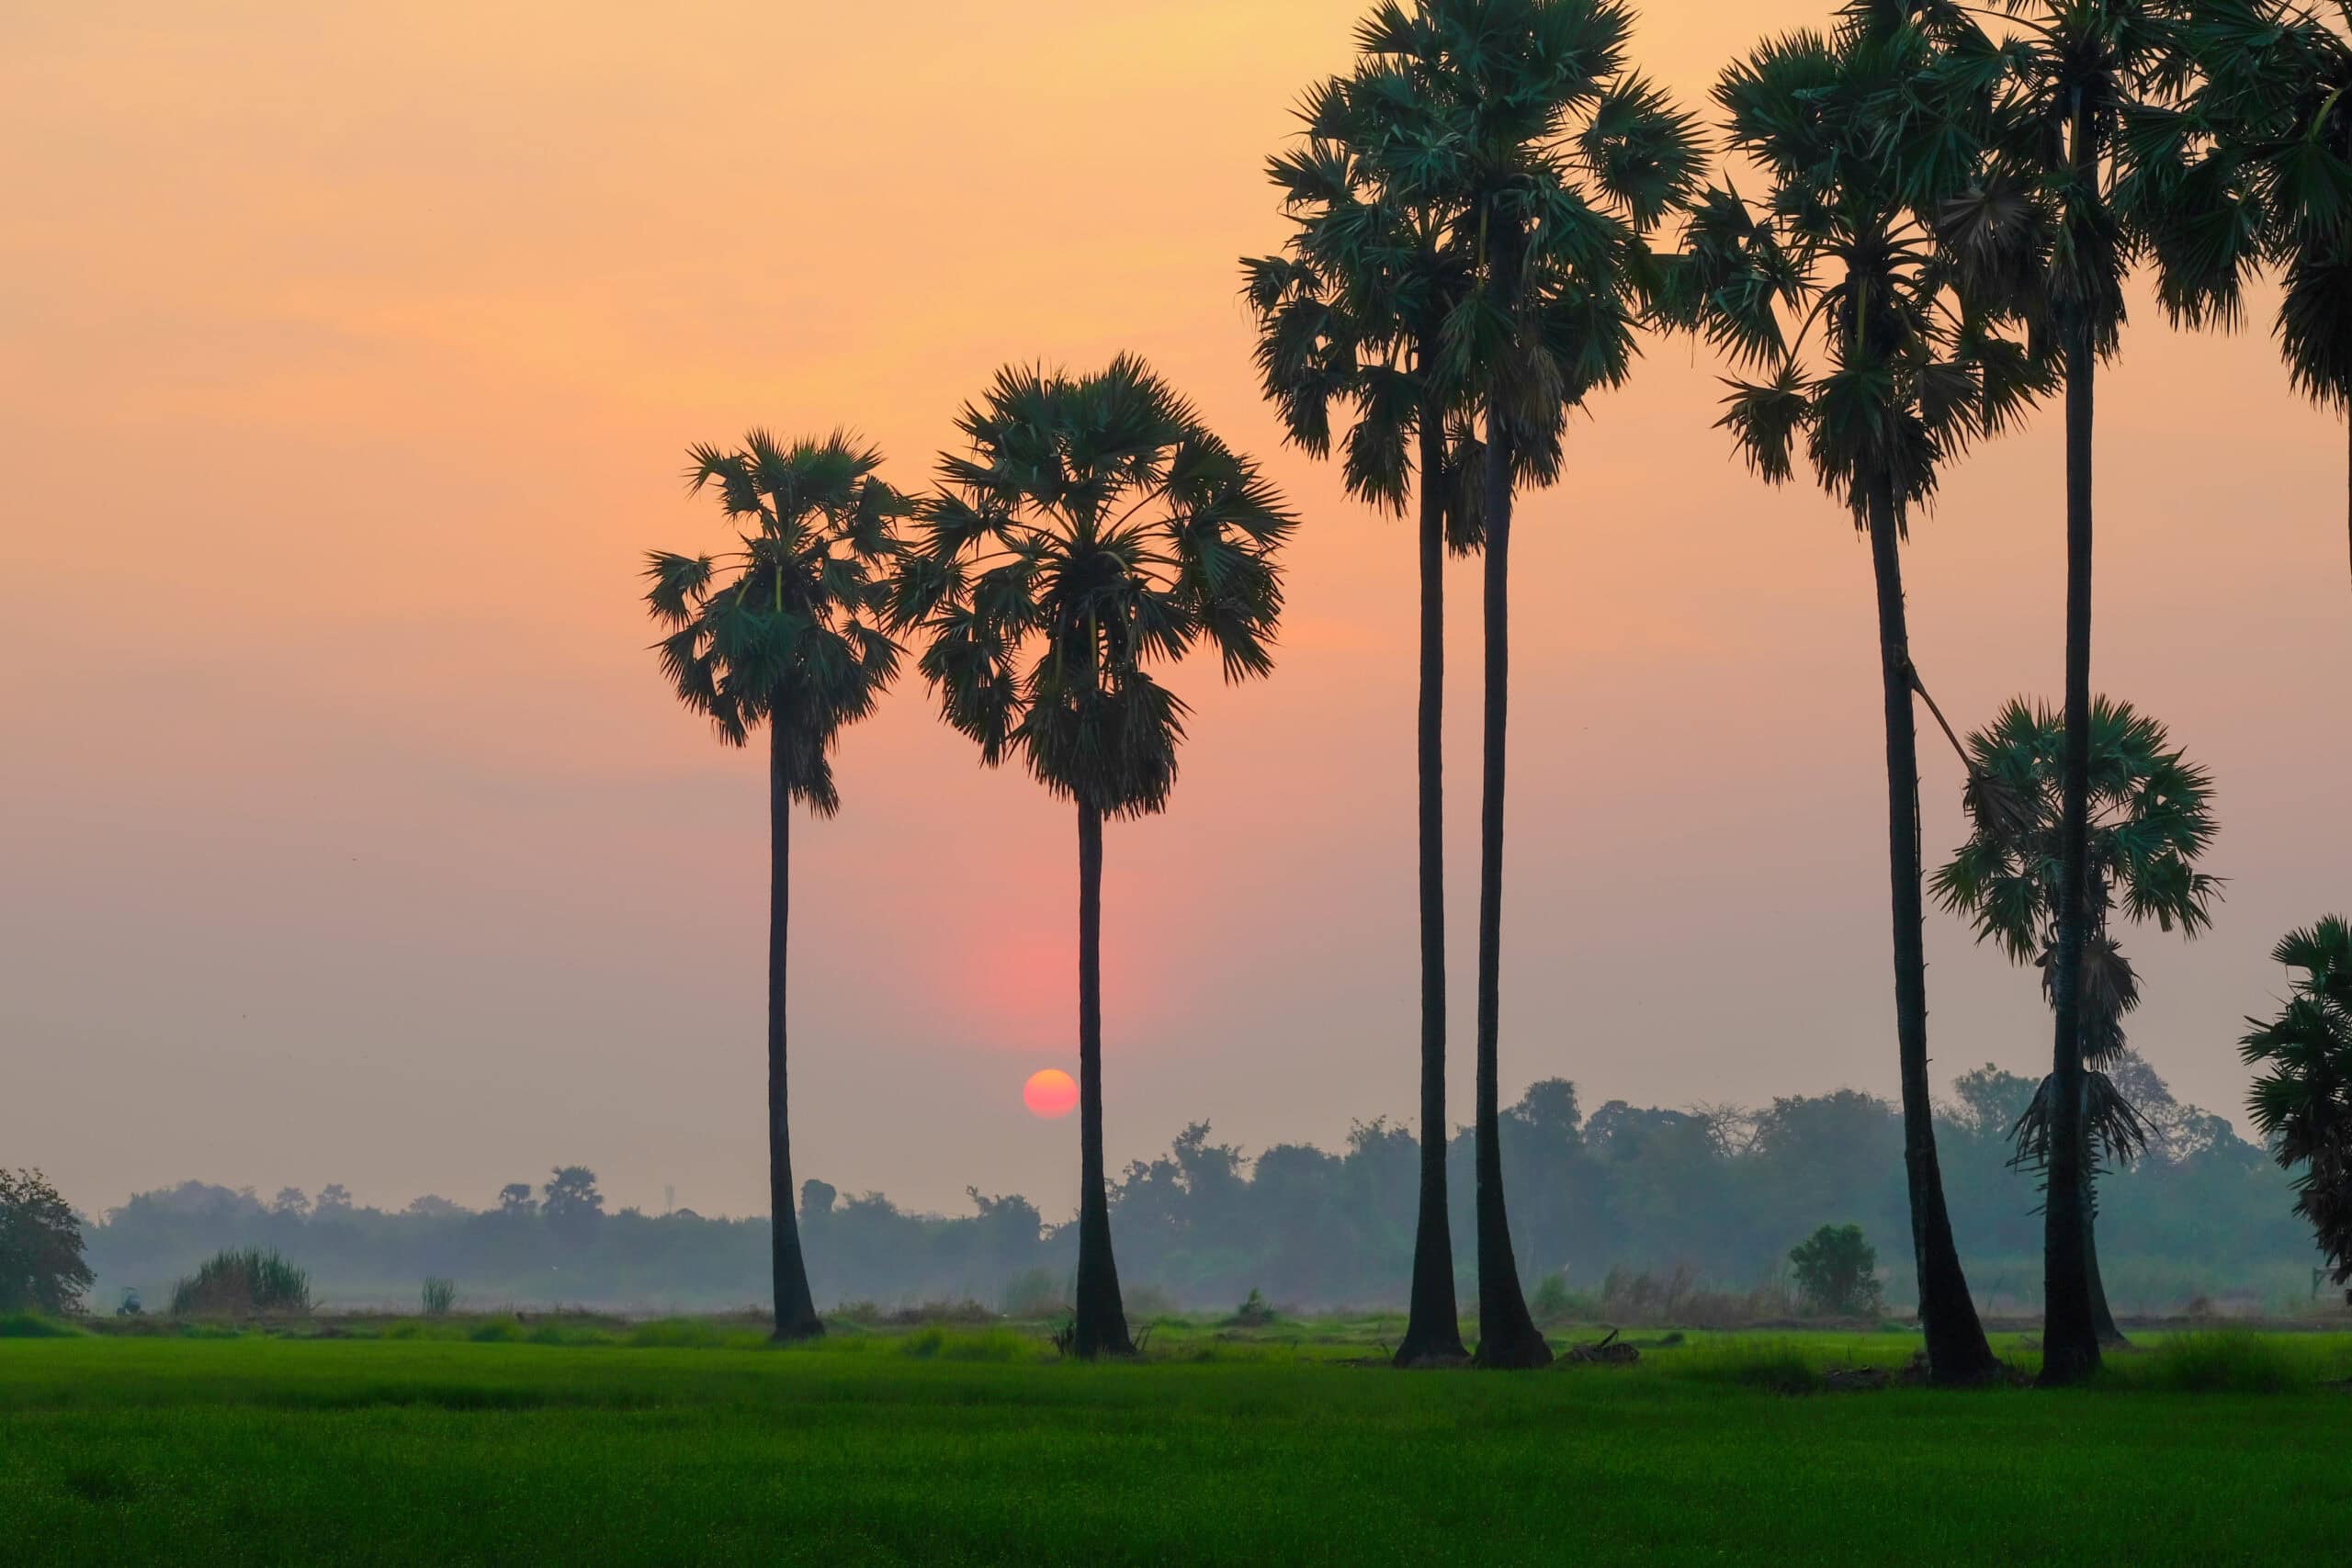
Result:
[1023, 1068, 1078, 1119]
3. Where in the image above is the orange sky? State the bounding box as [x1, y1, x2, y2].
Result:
[4, 1, 2346, 1221]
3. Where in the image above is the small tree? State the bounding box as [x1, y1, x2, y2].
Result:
[0, 1168, 93, 1315]
[496, 1182, 538, 1218]
[1789, 1224, 1883, 1318]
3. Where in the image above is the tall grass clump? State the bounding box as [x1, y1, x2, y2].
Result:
[1661, 1339, 1823, 1394]
[170, 1248, 311, 1318]
[2120, 1333, 2327, 1394]
[421, 1277, 458, 1317]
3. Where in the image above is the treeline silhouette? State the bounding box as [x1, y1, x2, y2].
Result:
[81, 1057, 2312, 1316]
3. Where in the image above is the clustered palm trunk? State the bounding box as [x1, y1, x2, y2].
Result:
[2041, 309, 2101, 1384]
[1403, 389, 1470, 1365]
[1472, 289, 1551, 1369]
[1864, 485, 1997, 1381]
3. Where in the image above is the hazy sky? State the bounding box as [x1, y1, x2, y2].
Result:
[5, 1, 2346, 1224]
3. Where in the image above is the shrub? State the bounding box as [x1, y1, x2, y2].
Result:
[1228, 1288, 1276, 1327]
[421, 1277, 458, 1317]
[1789, 1224, 1884, 1318]
[170, 1248, 312, 1318]
[0, 1168, 93, 1315]
[0, 1312, 85, 1338]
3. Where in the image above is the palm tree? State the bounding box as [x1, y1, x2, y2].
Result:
[1660, 6, 2042, 1384]
[2241, 916, 2352, 1285]
[1340, 0, 1700, 1370]
[1930, 695, 2220, 1343]
[891, 357, 1295, 1358]
[1242, 32, 1484, 1368]
[2142, 2, 2352, 589]
[1955, 0, 2187, 1384]
[641, 431, 906, 1340]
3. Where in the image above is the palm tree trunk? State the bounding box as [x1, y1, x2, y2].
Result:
[1866, 481, 1997, 1385]
[1397, 396, 1468, 1368]
[2041, 322, 2101, 1385]
[767, 728, 822, 1341]
[2084, 1170, 2126, 1347]
[1071, 802, 1134, 1358]
[1471, 401, 1550, 1371]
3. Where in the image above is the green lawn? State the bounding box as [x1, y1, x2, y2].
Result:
[4, 1324, 2347, 1564]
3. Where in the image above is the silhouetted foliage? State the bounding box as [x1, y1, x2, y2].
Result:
[1789, 1224, 1885, 1317]
[0, 1168, 93, 1315]
[70, 1069, 2316, 1317]
[2241, 916, 2352, 1284]
[171, 1247, 311, 1318]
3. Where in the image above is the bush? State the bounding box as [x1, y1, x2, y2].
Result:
[0, 1312, 85, 1338]
[1228, 1288, 1276, 1327]
[421, 1277, 458, 1317]
[0, 1168, 93, 1315]
[1789, 1224, 1884, 1318]
[170, 1248, 311, 1318]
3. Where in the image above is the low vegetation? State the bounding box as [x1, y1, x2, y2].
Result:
[4, 1326, 2351, 1563]
[169, 1249, 311, 1319]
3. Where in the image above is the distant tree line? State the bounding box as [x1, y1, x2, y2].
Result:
[69, 1058, 2314, 1316]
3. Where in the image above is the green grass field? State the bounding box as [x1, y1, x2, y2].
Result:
[5, 1320, 2348, 1564]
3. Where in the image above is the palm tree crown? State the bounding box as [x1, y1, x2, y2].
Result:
[1933, 696, 2219, 1179]
[2141, 2, 2352, 583]
[891, 356, 1295, 811]
[1368, 0, 1702, 466]
[1668, 11, 2047, 526]
[643, 431, 906, 807]
[1935, 696, 2221, 981]
[2241, 916, 2352, 1283]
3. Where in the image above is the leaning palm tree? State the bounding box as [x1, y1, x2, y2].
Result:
[2242, 916, 2352, 1285]
[1243, 37, 1485, 1368]
[1931, 695, 2220, 1344]
[641, 431, 906, 1340]
[1340, 0, 1701, 1370]
[1951, 0, 2189, 1383]
[1661, 6, 2043, 1383]
[891, 357, 1294, 1359]
[2140, 2, 2352, 589]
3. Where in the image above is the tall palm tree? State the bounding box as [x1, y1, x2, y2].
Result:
[2142, 2, 2352, 589]
[891, 357, 1295, 1358]
[1341, 0, 1700, 1370]
[2242, 916, 2352, 1285]
[1931, 695, 2220, 1343]
[1243, 37, 1484, 1369]
[641, 431, 906, 1340]
[1661, 6, 2042, 1384]
[1957, 0, 2186, 1383]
